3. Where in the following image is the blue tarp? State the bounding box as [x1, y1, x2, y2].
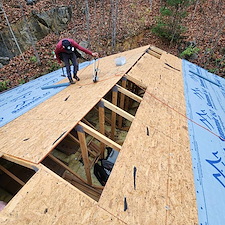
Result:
[182, 60, 225, 225]
[0, 61, 94, 127]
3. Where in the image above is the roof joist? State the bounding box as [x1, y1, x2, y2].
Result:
[76, 121, 122, 152]
[101, 99, 134, 122]
[115, 84, 142, 103]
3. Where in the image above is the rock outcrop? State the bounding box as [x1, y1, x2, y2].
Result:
[0, 6, 72, 62]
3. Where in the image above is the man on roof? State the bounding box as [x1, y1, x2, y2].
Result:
[55, 38, 99, 84]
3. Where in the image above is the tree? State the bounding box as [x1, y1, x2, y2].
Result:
[18, 0, 41, 65]
[110, 0, 119, 51]
[152, 0, 194, 43]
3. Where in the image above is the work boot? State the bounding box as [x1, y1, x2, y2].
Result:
[73, 75, 80, 81]
[69, 79, 75, 84]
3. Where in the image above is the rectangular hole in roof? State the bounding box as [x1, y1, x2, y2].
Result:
[41, 76, 146, 201]
[0, 157, 37, 211]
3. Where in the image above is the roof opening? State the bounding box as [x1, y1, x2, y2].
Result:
[0, 157, 36, 211]
[41, 76, 145, 201]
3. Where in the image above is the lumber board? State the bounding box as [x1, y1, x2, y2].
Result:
[78, 121, 122, 151]
[101, 99, 135, 122]
[116, 84, 142, 103]
[0, 46, 149, 164]
[0, 165, 25, 186]
[77, 128, 92, 185]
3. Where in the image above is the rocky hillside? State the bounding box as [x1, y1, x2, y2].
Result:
[0, 0, 224, 91]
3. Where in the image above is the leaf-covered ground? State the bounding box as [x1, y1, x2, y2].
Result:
[0, 0, 224, 91]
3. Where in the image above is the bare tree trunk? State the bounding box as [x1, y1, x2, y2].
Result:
[94, 0, 100, 51]
[18, 0, 41, 65]
[191, 0, 200, 20]
[149, 0, 153, 10]
[0, 1, 25, 61]
[85, 0, 90, 44]
[111, 0, 119, 52]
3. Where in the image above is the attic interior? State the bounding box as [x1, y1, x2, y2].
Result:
[0, 157, 36, 209]
[41, 76, 146, 201]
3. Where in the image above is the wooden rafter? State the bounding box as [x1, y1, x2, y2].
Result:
[2, 154, 38, 171]
[48, 154, 87, 184]
[118, 77, 127, 128]
[78, 121, 122, 152]
[101, 99, 135, 122]
[116, 84, 142, 103]
[76, 125, 92, 185]
[111, 86, 118, 140]
[98, 101, 106, 158]
[0, 165, 25, 186]
[124, 74, 147, 89]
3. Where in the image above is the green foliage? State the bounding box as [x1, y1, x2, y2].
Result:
[151, 0, 194, 43]
[47, 61, 61, 72]
[0, 80, 10, 92]
[18, 78, 26, 85]
[180, 46, 200, 59]
[30, 56, 37, 63]
[160, 7, 173, 16]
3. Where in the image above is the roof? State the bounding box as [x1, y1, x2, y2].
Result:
[0, 45, 224, 224]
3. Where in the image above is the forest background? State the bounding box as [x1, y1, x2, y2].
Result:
[0, 0, 224, 91]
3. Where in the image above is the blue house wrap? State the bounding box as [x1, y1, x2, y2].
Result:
[0, 61, 94, 128]
[182, 60, 225, 225]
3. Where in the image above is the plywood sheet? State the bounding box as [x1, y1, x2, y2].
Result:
[98, 51, 198, 224]
[99, 93, 198, 224]
[0, 46, 149, 163]
[0, 165, 125, 225]
[128, 52, 186, 115]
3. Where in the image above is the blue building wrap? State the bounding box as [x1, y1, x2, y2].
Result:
[0, 61, 95, 127]
[182, 60, 225, 225]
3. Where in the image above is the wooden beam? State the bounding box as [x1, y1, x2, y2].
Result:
[76, 125, 92, 185]
[147, 48, 161, 59]
[93, 106, 115, 136]
[124, 75, 147, 89]
[111, 86, 118, 141]
[0, 165, 25, 186]
[149, 45, 164, 55]
[68, 133, 80, 144]
[101, 99, 135, 122]
[116, 84, 142, 103]
[118, 77, 127, 128]
[2, 154, 39, 172]
[48, 154, 87, 184]
[98, 101, 106, 158]
[78, 121, 122, 152]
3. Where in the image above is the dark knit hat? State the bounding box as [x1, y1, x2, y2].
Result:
[62, 39, 72, 51]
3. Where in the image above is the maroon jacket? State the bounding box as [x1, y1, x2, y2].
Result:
[55, 39, 93, 63]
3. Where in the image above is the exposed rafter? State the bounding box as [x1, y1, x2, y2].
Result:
[101, 99, 135, 122]
[116, 84, 142, 103]
[77, 121, 122, 152]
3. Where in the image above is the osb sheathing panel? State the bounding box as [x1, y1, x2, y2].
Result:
[0, 165, 124, 225]
[128, 52, 186, 115]
[0, 46, 149, 163]
[99, 52, 198, 224]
